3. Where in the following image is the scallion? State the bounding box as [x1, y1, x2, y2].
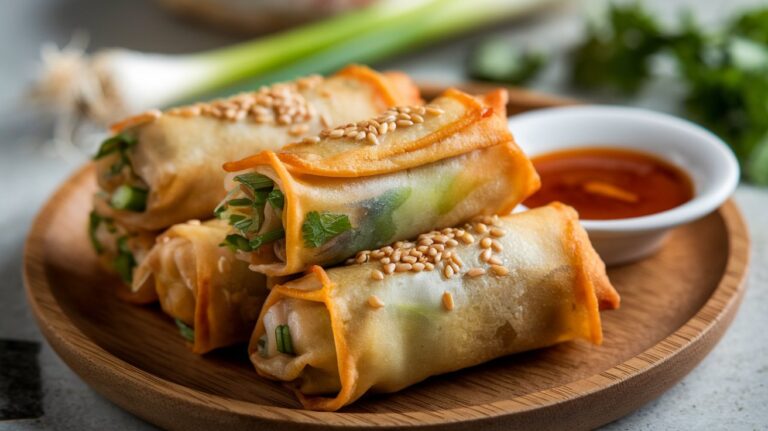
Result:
[234, 173, 274, 192]
[227, 198, 254, 207]
[113, 236, 136, 284]
[88, 210, 105, 254]
[220, 234, 253, 252]
[174, 318, 195, 342]
[267, 188, 285, 210]
[32, 0, 554, 125]
[275, 324, 294, 355]
[110, 185, 148, 212]
[249, 228, 285, 250]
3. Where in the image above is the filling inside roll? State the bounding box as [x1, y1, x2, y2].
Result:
[256, 296, 340, 395]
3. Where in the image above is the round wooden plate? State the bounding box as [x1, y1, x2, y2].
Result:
[24, 87, 750, 430]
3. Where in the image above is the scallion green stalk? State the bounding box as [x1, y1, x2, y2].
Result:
[110, 185, 148, 212]
[33, 0, 557, 124]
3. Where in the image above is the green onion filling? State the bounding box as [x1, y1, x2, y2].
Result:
[110, 185, 149, 212]
[218, 173, 287, 253]
[88, 211, 106, 254]
[174, 318, 195, 342]
[113, 236, 137, 284]
[275, 324, 294, 355]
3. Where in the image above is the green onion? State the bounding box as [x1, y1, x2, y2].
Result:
[32, 0, 554, 125]
[302, 211, 352, 248]
[220, 234, 253, 252]
[93, 134, 137, 159]
[174, 319, 195, 342]
[275, 324, 294, 355]
[267, 189, 285, 210]
[234, 173, 274, 192]
[88, 211, 105, 254]
[227, 198, 254, 207]
[110, 185, 148, 212]
[113, 236, 136, 284]
[249, 228, 285, 250]
[232, 217, 254, 233]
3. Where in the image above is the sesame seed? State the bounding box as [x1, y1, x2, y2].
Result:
[380, 257, 391, 264]
[490, 227, 506, 238]
[491, 240, 503, 253]
[402, 255, 417, 264]
[443, 265, 454, 278]
[446, 239, 459, 247]
[491, 265, 509, 276]
[475, 223, 489, 234]
[481, 237, 493, 248]
[355, 253, 368, 264]
[450, 262, 460, 273]
[412, 262, 425, 272]
[480, 248, 492, 262]
[488, 256, 503, 266]
[411, 114, 424, 124]
[329, 129, 345, 138]
[442, 291, 455, 311]
[367, 133, 379, 145]
[355, 131, 367, 140]
[467, 267, 486, 277]
[460, 233, 475, 244]
[371, 270, 384, 281]
[426, 107, 445, 116]
[451, 254, 464, 267]
[383, 263, 395, 274]
[368, 295, 385, 309]
[425, 262, 435, 271]
[217, 256, 227, 273]
[395, 263, 412, 272]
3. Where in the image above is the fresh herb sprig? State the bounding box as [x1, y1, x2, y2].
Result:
[94, 134, 138, 177]
[569, 3, 768, 184]
[113, 236, 137, 284]
[301, 211, 352, 248]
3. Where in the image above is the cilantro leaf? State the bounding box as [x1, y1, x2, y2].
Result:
[267, 188, 285, 210]
[302, 211, 352, 248]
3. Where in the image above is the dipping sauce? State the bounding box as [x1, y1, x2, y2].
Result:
[524, 147, 694, 220]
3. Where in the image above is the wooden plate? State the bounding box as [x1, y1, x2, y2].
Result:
[24, 86, 749, 430]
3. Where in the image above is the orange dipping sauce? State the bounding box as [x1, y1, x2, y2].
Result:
[524, 147, 694, 220]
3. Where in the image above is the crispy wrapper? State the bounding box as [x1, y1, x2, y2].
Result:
[134, 219, 267, 353]
[94, 65, 421, 231]
[249, 203, 620, 411]
[224, 88, 540, 276]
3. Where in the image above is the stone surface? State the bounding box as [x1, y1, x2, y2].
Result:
[0, 0, 765, 429]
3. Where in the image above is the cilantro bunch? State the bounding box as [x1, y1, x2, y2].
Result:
[571, 3, 768, 184]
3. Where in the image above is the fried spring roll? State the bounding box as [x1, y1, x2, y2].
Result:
[220, 88, 540, 276]
[134, 219, 267, 353]
[93, 65, 421, 232]
[248, 203, 620, 411]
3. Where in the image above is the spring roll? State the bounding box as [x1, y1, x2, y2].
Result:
[134, 219, 267, 353]
[248, 203, 620, 411]
[219, 88, 540, 276]
[92, 65, 421, 232]
[88, 210, 159, 301]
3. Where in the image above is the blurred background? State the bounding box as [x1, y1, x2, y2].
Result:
[1, 0, 766, 429]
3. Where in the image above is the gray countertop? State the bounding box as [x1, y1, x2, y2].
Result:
[0, 0, 765, 429]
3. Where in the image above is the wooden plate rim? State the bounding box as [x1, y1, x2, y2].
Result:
[23, 162, 750, 427]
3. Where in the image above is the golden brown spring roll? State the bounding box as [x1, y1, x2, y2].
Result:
[134, 219, 267, 353]
[92, 65, 422, 232]
[219, 88, 540, 277]
[248, 203, 620, 411]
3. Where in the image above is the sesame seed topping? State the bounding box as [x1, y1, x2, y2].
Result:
[167, 79, 320, 126]
[490, 227, 506, 238]
[491, 265, 509, 276]
[491, 240, 503, 252]
[475, 223, 488, 234]
[442, 291, 455, 311]
[371, 270, 384, 281]
[488, 256, 503, 266]
[467, 267, 486, 277]
[368, 295, 385, 309]
[480, 237, 493, 248]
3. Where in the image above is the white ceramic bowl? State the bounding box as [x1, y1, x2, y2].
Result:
[508, 105, 740, 266]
